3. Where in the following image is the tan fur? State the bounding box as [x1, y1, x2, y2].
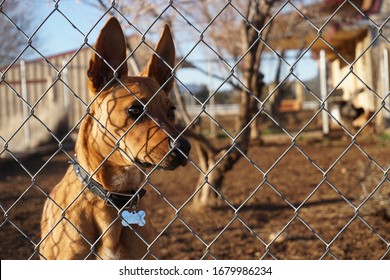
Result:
[40, 17, 190, 259]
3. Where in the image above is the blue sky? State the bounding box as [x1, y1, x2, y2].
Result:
[31, 1, 105, 55]
[25, 0, 318, 89]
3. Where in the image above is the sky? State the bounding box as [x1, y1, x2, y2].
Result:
[18, 0, 318, 89]
[30, 0, 106, 55]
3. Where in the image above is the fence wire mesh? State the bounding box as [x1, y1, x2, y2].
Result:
[0, 0, 389, 260]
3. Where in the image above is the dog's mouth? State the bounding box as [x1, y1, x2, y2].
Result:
[134, 160, 155, 169]
[132, 138, 191, 171]
[134, 151, 189, 171]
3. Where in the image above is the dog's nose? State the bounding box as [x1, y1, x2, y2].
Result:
[170, 138, 191, 156]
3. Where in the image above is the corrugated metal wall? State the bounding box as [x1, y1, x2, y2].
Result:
[0, 48, 90, 137]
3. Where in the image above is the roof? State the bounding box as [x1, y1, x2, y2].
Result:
[0, 35, 154, 74]
[266, 0, 386, 58]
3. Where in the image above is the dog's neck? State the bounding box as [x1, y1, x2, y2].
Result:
[74, 117, 144, 193]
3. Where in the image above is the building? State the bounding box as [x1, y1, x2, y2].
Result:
[268, 0, 389, 130]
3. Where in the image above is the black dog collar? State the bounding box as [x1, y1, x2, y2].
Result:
[72, 157, 146, 210]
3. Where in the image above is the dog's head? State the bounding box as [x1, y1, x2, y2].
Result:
[86, 17, 190, 170]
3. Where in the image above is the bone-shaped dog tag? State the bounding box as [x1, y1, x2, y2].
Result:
[121, 210, 146, 227]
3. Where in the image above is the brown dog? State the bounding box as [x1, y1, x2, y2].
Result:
[40, 17, 190, 259]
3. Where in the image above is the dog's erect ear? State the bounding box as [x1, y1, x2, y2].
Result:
[87, 17, 128, 94]
[140, 24, 175, 94]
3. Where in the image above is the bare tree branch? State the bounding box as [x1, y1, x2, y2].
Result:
[0, 2, 36, 66]
[87, 0, 282, 208]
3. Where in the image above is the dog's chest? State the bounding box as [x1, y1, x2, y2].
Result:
[110, 167, 142, 191]
[100, 247, 121, 260]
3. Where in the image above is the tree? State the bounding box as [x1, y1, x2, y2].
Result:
[188, 0, 278, 206]
[0, 2, 36, 66]
[89, 0, 282, 207]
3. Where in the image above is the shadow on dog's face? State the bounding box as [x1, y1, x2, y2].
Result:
[95, 77, 191, 170]
[87, 17, 190, 170]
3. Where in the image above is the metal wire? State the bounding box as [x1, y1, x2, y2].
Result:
[0, 0, 389, 260]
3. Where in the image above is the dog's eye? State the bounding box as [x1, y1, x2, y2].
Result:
[168, 106, 176, 121]
[127, 105, 143, 118]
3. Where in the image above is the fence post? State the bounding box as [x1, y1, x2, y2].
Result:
[320, 50, 329, 136]
[382, 48, 389, 127]
[62, 59, 70, 110]
[20, 60, 31, 148]
[208, 59, 216, 137]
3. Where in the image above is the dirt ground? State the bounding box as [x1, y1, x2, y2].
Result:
[1, 135, 389, 260]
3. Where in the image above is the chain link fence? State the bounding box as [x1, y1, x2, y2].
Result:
[0, 0, 389, 260]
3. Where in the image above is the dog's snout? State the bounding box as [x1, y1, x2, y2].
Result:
[170, 138, 191, 156]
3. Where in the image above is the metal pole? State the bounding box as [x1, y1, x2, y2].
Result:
[382, 48, 389, 127]
[208, 59, 216, 137]
[20, 60, 31, 148]
[62, 59, 70, 110]
[320, 50, 329, 136]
